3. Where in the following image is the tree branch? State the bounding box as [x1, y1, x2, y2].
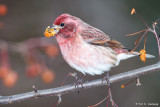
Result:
[0, 62, 160, 105]
[0, 37, 55, 54]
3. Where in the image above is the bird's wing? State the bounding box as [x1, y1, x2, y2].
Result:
[81, 26, 126, 49]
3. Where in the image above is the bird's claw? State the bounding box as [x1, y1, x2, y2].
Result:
[102, 72, 110, 86]
[74, 76, 84, 93]
[75, 78, 83, 88]
[102, 76, 110, 85]
[74, 74, 85, 88]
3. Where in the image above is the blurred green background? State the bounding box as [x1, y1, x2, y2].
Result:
[0, 0, 160, 107]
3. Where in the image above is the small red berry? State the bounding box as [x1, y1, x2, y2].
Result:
[41, 69, 55, 84]
[3, 71, 18, 88]
[0, 4, 7, 16]
[0, 66, 9, 79]
[26, 64, 41, 77]
[44, 45, 59, 57]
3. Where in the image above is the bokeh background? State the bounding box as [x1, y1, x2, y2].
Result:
[0, 0, 160, 107]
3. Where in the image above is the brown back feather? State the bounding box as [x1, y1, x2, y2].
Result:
[81, 25, 127, 50]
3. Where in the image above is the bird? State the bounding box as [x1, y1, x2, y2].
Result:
[44, 13, 154, 106]
[44, 13, 154, 76]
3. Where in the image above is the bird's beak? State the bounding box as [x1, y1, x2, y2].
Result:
[44, 24, 63, 37]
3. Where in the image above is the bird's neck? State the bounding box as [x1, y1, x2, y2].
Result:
[56, 34, 83, 61]
[56, 34, 74, 46]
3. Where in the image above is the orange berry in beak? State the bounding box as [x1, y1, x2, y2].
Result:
[44, 25, 62, 37]
[44, 26, 54, 37]
[44, 31, 53, 37]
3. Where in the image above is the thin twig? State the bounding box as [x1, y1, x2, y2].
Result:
[149, 23, 160, 60]
[0, 62, 160, 105]
[88, 95, 109, 107]
[125, 29, 147, 36]
[131, 30, 149, 52]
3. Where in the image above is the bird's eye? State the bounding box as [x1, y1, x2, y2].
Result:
[60, 23, 65, 27]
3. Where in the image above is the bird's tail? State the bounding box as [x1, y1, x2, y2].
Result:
[116, 51, 154, 66]
[131, 51, 155, 58]
[117, 51, 155, 62]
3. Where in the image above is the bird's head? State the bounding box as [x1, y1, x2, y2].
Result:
[44, 14, 81, 39]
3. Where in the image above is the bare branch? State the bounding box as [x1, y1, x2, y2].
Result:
[0, 37, 55, 55]
[0, 62, 160, 105]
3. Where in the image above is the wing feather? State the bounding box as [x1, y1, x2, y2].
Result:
[81, 25, 126, 49]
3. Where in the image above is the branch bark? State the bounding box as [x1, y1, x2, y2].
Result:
[0, 62, 160, 105]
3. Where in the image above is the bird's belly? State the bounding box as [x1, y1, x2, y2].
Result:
[60, 42, 117, 75]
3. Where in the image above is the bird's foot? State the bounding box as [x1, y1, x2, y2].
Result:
[64, 72, 84, 88]
[102, 72, 110, 84]
[75, 78, 83, 88]
[75, 75, 85, 88]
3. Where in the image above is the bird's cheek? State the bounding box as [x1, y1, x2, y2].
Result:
[59, 29, 71, 38]
[62, 33, 71, 38]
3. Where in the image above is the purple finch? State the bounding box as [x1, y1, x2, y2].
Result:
[45, 13, 154, 75]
